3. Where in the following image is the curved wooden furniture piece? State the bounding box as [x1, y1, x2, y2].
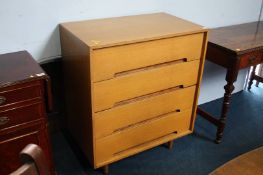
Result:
[10, 144, 50, 175]
[210, 147, 263, 175]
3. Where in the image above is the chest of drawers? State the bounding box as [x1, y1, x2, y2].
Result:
[0, 51, 54, 175]
[60, 13, 208, 171]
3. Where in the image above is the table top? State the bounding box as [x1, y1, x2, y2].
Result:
[209, 21, 263, 55]
[60, 13, 207, 49]
[210, 147, 263, 175]
[0, 51, 47, 88]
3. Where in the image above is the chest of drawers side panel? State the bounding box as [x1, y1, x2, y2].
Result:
[190, 31, 208, 130]
[60, 26, 95, 166]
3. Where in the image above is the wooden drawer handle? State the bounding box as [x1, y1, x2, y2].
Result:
[0, 96, 6, 105]
[249, 56, 257, 64]
[0, 116, 10, 126]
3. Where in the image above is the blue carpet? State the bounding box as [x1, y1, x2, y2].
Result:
[51, 85, 263, 175]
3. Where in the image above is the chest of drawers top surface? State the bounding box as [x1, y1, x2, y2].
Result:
[0, 51, 47, 88]
[60, 13, 207, 49]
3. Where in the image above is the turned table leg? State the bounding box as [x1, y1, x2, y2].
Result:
[216, 68, 238, 144]
[248, 66, 257, 91]
[256, 81, 260, 87]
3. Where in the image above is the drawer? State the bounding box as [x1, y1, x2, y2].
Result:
[0, 100, 44, 130]
[0, 121, 49, 175]
[95, 108, 192, 164]
[0, 81, 43, 108]
[93, 60, 200, 112]
[94, 86, 196, 139]
[91, 33, 204, 82]
[239, 51, 263, 69]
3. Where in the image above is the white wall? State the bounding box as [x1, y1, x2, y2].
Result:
[0, 0, 262, 104]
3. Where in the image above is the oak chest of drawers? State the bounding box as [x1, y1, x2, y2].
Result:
[60, 13, 208, 170]
[0, 51, 54, 175]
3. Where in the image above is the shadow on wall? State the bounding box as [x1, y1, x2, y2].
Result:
[38, 25, 61, 62]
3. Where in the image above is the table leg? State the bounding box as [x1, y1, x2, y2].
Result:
[216, 69, 237, 143]
[248, 66, 257, 91]
[256, 81, 259, 87]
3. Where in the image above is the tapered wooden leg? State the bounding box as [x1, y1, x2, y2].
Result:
[102, 165, 109, 174]
[216, 68, 238, 144]
[167, 140, 174, 150]
[248, 66, 256, 91]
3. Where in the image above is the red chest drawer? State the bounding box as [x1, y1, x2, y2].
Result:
[239, 51, 263, 69]
[0, 80, 43, 108]
[0, 100, 44, 130]
[0, 121, 50, 175]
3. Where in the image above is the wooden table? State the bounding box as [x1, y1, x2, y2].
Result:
[210, 146, 263, 175]
[198, 21, 263, 143]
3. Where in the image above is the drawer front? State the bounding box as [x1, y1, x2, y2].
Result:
[94, 86, 196, 139]
[0, 128, 41, 175]
[0, 81, 43, 108]
[0, 122, 52, 175]
[95, 109, 192, 164]
[239, 51, 263, 69]
[93, 60, 200, 112]
[0, 101, 44, 130]
[92, 33, 204, 82]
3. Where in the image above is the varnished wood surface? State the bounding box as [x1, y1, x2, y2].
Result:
[93, 60, 200, 112]
[0, 51, 47, 88]
[60, 26, 95, 166]
[11, 144, 51, 175]
[92, 33, 203, 82]
[200, 21, 263, 143]
[60, 13, 208, 169]
[61, 13, 206, 49]
[190, 32, 208, 131]
[0, 81, 42, 108]
[0, 51, 54, 175]
[210, 147, 263, 175]
[0, 100, 44, 130]
[209, 21, 263, 55]
[96, 109, 192, 166]
[94, 86, 196, 139]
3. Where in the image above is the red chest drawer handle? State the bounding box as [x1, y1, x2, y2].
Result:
[0, 116, 10, 126]
[0, 96, 6, 105]
[248, 56, 257, 64]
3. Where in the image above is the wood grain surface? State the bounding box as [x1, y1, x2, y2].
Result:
[61, 13, 206, 49]
[209, 21, 263, 54]
[60, 13, 208, 169]
[210, 147, 263, 175]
